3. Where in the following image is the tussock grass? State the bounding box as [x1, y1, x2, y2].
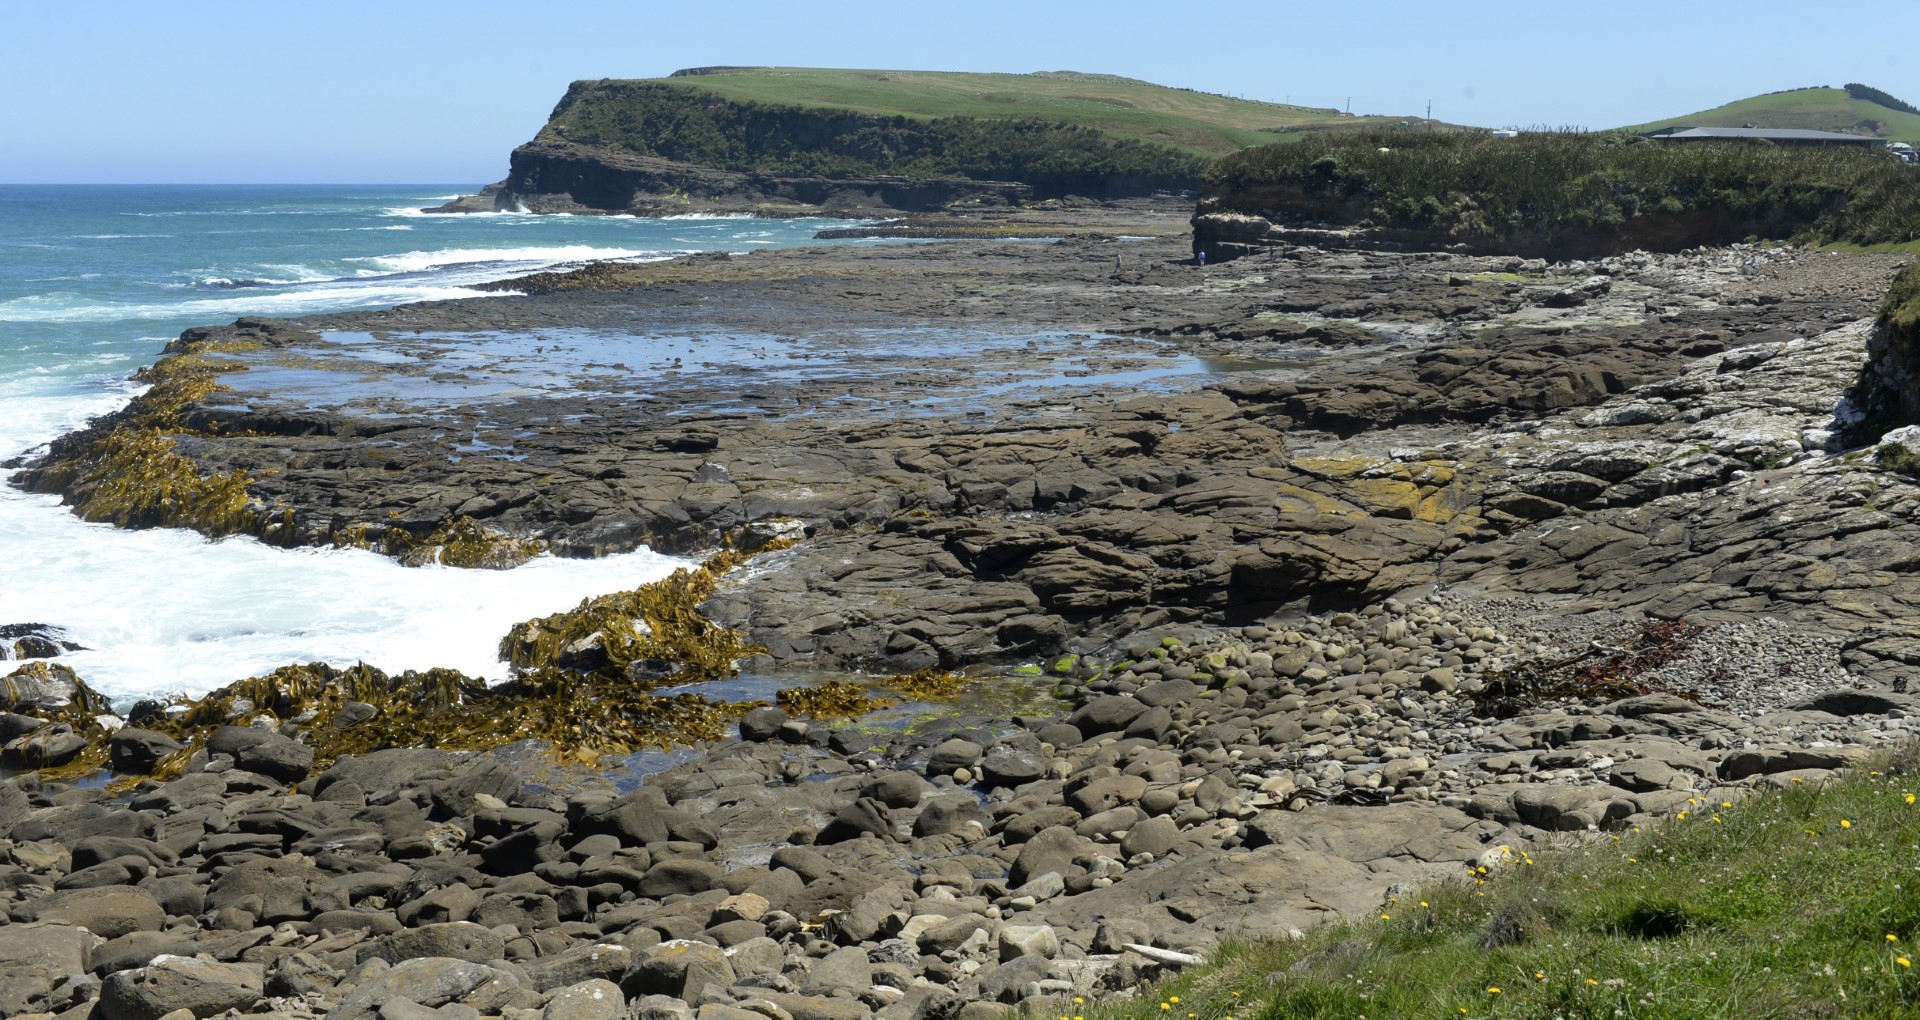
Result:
[1207, 129, 1920, 252]
[1077, 750, 1920, 1019]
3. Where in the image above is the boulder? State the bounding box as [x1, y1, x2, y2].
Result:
[1067, 695, 1147, 738]
[912, 794, 989, 838]
[858, 771, 929, 808]
[738, 707, 789, 742]
[620, 940, 735, 1001]
[109, 729, 183, 774]
[997, 924, 1060, 961]
[327, 957, 522, 1020]
[0, 921, 96, 975]
[97, 957, 263, 1020]
[11, 886, 164, 939]
[365, 922, 505, 965]
[817, 798, 892, 844]
[925, 738, 983, 774]
[543, 979, 625, 1020]
[800, 945, 872, 998]
[3, 724, 86, 768]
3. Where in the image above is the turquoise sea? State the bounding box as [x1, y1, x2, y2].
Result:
[0, 185, 867, 704]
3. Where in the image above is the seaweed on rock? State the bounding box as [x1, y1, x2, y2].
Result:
[107, 660, 755, 780]
[499, 544, 788, 681]
[388, 516, 545, 569]
[777, 682, 899, 719]
[29, 335, 277, 538]
[1473, 620, 1704, 719]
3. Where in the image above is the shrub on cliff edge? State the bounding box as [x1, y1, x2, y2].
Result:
[1205, 129, 1920, 252]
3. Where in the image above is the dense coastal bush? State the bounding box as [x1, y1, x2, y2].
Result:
[538, 81, 1208, 195]
[1847, 82, 1920, 117]
[1206, 129, 1920, 250]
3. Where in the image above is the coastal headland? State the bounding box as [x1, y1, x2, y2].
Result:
[7, 72, 1920, 1016]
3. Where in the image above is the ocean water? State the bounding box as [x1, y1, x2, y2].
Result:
[0, 185, 869, 705]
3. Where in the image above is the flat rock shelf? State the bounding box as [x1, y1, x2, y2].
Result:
[7, 205, 1920, 1020]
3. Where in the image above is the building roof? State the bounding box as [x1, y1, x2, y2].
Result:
[1647, 126, 1880, 144]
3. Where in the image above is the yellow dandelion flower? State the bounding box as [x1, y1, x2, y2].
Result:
[1722, 801, 1733, 809]
[1792, 777, 1804, 783]
[1380, 913, 1391, 920]
[1160, 1005, 1170, 1012]
[1420, 901, 1430, 908]
[1534, 971, 1546, 980]
[1628, 857, 1638, 863]
[1677, 810, 1689, 820]
[1488, 986, 1502, 995]
[1906, 793, 1915, 805]
[1075, 1000, 1084, 1006]
[1712, 814, 1722, 823]
[1169, 998, 1179, 1005]
[1901, 957, 1913, 968]
[1586, 978, 1599, 986]
[1842, 819, 1853, 829]
[1889, 934, 1900, 943]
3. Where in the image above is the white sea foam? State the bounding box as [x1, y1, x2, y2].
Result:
[383, 206, 539, 219]
[0, 376, 682, 705]
[0, 284, 503, 323]
[354, 245, 666, 273]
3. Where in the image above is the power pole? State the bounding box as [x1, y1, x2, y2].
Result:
[1427, 99, 1432, 131]
[1346, 96, 1352, 114]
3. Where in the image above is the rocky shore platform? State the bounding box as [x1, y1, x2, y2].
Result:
[6, 204, 1920, 1019]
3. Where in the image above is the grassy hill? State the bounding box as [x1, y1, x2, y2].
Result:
[555, 67, 1422, 157]
[1631, 85, 1920, 142]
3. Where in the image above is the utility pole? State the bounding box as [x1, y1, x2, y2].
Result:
[1427, 99, 1432, 131]
[1346, 96, 1352, 114]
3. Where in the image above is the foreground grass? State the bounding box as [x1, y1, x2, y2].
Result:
[1077, 757, 1920, 1019]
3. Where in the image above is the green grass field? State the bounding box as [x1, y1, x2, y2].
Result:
[615, 67, 1421, 157]
[1081, 748, 1920, 1019]
[1631, 86, 1920, 143]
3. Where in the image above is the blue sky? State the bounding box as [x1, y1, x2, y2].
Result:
[4, 0, 1916, 183]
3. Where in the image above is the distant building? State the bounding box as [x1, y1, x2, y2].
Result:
[1644, 126, 1881, 147]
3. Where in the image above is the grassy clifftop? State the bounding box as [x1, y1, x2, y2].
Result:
[618, 67, 1410, 155]
[522, 69, 1432, 198]
[1631, 85, 1920, 142]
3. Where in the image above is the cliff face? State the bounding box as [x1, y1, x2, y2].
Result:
[463, 139, 1033, 216]
[1846, 262, 1920, 443]
[435, 79, 1204, 216]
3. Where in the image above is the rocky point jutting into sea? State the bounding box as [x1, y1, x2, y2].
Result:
[4, 178, 1920, 1020]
